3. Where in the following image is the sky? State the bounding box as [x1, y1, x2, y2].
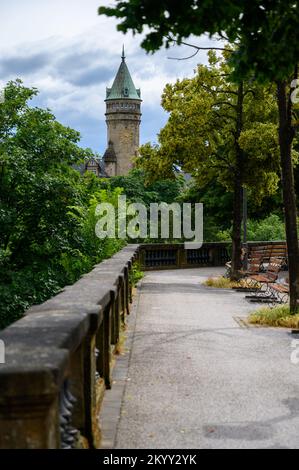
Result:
[0, 0, 216, 155]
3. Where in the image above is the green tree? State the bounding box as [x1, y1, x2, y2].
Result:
[0, 81, 123, 328]
[0, 81, 86, 269]
[106, 168, 184, 205]
[98, 168, 185, 243]
[137, 53, 281, 278]
[99, 1, 299, 81]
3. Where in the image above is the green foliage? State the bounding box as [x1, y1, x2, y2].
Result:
[0, 81, 125, 330]
[99, 1, 299, 82]
[180, 180, 233, 242]
[180, 177, 286, 242]
[246, 215, 286, 241]
[99, 168, 186, 244]
[98, 1, 242, 52]
[136, 53, 284, 251]
[98, 0, 299, 309]
[212, 214, 286, 242]
[137, 53, 280, 198]
[64, 187, 126, 283]
[102, 168, 184, 205]
[0, 265, 62, 328]
[129, 262, 144, 286]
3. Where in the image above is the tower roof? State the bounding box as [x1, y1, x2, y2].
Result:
[106, 47, 141, 101]
[103, 141, 117, 162]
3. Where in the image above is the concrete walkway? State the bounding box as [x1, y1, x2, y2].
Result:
[100, 268, 299, 449]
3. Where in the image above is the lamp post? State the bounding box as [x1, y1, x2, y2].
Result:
[243, 186, 248, 269]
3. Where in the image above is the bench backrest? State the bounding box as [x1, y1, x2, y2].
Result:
[247, 253, 264, 273]
[270, 244, 287, 259]
[268, 257, 284, 272]
[266, 257, 284, 280]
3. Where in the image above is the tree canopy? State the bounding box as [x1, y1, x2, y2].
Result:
[138, 51, 283, 208]
[136, 50, 289, 276]
[99, 0, 299, 82]
[0, 81, 124, 328]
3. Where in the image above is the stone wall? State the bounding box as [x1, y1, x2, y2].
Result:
[0, 245, 140, 449]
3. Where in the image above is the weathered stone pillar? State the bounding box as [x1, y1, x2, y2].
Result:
[0, 348, 68, 449]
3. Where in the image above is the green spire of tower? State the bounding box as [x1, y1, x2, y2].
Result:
[106, 47, 141, 101]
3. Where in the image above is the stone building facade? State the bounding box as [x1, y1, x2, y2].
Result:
[103, 48, 142, 176]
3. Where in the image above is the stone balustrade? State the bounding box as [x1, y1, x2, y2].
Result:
[139, 241, 287, 270]
[0, 245, 140, 449]
[139, 242, 231, 270]
[0, 240, 288, 448]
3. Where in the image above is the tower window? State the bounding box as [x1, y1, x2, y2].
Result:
[123, 87, 129, 97]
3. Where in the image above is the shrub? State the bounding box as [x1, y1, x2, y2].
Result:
[246, 214, 285, 241]
[213, 214, 286, 242]
[249, 305, 299, 328]
[130, 262, 144, 286]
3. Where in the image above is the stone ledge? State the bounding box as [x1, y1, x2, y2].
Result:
[0, 348, 69, 398]
[1, 312, 91, 353]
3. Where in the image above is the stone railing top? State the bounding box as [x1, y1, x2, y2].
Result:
[0, 347, 69, 399]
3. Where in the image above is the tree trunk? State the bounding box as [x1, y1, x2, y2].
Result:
[277, 80, 299, 313]
[230, 82, 244, 279]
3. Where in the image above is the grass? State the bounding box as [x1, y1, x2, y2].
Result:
[248, 304, 299, 328]
[204, 276, 246, 289]
[130, 262, 144, 287]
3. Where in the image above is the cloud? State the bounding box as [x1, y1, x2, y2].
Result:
[0, 1, 219, 154]
[0, 52, 50, 78]
[65, 65, 113, 87]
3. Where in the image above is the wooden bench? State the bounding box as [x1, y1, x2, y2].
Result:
[247, 243, 287, 270]
[245, 257, 285, 302]
[269, 282, 289, 303]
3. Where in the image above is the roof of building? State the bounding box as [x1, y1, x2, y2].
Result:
[74, 157, 107, 177]
[106, 47, 141, 101]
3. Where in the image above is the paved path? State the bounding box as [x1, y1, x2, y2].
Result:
[100, 268, 299, 449]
